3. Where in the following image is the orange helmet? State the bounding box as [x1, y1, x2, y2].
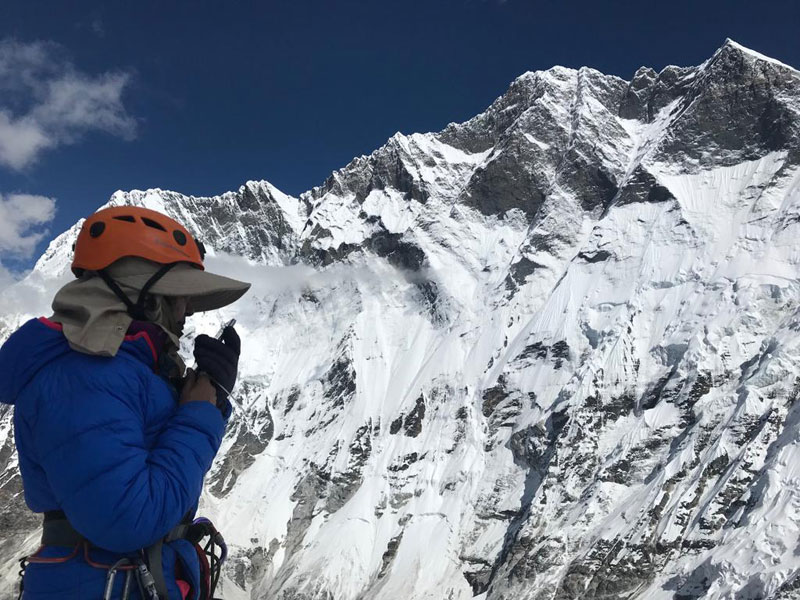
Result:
[72, 206, 206, 276]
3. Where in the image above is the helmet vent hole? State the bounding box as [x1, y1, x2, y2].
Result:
[112, 215, 136, 223]
[89, 222, 106, 238]
[173, 230, 187, 245]
[141, 217, 167, 231]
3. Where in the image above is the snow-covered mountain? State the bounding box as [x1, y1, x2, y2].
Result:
[3, 39, 800, 599]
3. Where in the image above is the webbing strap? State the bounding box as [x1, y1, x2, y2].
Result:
[164, 524, 190, 543]
[41, 519, 85, 547]
[98, 263, 178, 321]
[146, 539, 169, 600]
[97, 270, 142, 318]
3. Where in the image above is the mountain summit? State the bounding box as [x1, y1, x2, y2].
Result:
[3, 40, 800, 599]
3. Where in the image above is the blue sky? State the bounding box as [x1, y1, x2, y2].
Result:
[0, 0, 798, 275]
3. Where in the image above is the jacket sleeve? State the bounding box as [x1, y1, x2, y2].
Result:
[30, 364, 225, 552]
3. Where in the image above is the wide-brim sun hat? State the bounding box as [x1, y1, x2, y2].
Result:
[107, 258, 251, 313]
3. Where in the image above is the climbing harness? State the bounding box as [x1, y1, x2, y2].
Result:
[17, 511, 227, 599]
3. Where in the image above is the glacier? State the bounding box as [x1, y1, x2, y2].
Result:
[2, 39, 800, 599]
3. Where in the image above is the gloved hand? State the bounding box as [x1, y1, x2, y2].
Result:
[193, 326, 241, 417]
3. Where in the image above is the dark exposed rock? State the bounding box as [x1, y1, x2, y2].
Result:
[515, 341, 548, 362]
[646, 65, 695, 120]
[448, 406, 469, 453]
[209, 420, 273, 496]
[0, 428, 39, 572]
[505, 256, 546, 291]
[284, 386, 301, 415]
[299, 237, 361, 267]
[461, 556, 493, 595]
[439, 71, 558, 153]
[155, 182, 301, 263]
[307, 136, 430, 206]
[619, 66, 658, 120]
[482, 382, 507, 418]
[602, 392, 636, 421]
[416, 279, 451, 326]
[268, 463, 333, 594]
[379, 532, 404, 578]
[462, 145, 548, 217]
[639, 371, 679, 413]
[388, 452, 420, 472]
[324, 351, 356, 408]
[561, 157, 620, 214]
[664, 559, 715, 600]
[305, 340, 357, 437]
[228, 540, 279, 592]
[577, 250, 611, 263]
[550, 541, 661, 600]
[209, 383, 274, 496]
[389, 416, 403, 435]
[774, 571, 800, 598]
[367, 230, 426, 271]
[687, 372, 713, 406]
[326, 423, 372, 512]
[614, 167, 676, 208]
[656, 41, 800, 167]
[403, 396, 426, 437]
[551, 340, 570, 369]
[551, 341, 570, 360]
[510, 256, 543, 281]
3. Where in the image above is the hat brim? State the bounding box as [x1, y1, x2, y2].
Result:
[114, 263, 251, 312]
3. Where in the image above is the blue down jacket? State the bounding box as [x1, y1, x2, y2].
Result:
[0, 317, 225, 599]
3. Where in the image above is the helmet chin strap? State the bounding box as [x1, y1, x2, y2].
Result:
[97, 263, 179, 321]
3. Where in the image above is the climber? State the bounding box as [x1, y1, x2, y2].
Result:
[0, 205, 251, 599]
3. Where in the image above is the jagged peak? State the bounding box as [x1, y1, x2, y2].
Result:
[506, 66, 577, 98]
[631, 66, 658, 81]
[710, 38, 799, 73]
[577, 64, 626, 82]
[514, 65, 577, 82]
[242, 179, 295, 199]
[107, 188, 173, 209]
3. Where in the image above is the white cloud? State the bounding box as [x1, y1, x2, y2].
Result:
[0, 38, 136, 171]
[0, 260, 16, 291]
[0, 112, 52, 170]
[0, 193, 57, 256]
[0, 261, 72, 321]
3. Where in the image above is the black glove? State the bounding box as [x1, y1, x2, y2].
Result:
[193, 326, 241, 415]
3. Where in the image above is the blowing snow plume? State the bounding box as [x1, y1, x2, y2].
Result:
[3, 39, 800, 599]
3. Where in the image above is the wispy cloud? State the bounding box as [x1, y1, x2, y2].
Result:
[0, 193, 57, 257]
[0, 38, 136, 171]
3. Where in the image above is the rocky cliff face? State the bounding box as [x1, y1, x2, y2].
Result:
[2, 39, 800, 599]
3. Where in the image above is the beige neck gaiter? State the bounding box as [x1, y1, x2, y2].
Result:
[51, 276, 184, 376]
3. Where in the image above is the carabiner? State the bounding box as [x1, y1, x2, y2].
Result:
[136, 562, 161, 600]
[103, 559, 130, 600]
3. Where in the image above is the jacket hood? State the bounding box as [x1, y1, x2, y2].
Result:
[0, 318, 73, 406]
